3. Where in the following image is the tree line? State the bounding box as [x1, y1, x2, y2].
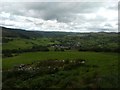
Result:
[2, 45, 49, 57]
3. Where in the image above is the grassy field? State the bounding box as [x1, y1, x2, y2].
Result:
[2, 38, 58, 50]
[3, 51, 118, 70]
[2, 27, 119, 88]
[2, 51, 119, 88]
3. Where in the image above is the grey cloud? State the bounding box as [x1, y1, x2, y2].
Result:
[24, 2, 105, 22]
[104, 24, 113, 27]
[0, 2, 118, 32]
[1, 2, 105, 23]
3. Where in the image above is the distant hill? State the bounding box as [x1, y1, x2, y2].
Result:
[1, 27, 78, 38]
[1, 26, 119, 39]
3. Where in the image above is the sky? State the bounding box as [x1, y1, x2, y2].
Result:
[0, 0, 119, 32]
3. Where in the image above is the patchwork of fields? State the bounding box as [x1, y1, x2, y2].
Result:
[2, 27, 119, 89]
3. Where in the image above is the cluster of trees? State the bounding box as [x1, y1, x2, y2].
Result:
[78, 46, 120, 52]
[54, 47, 65, 51]
[51, 43, 119, 52]
[54, 33, 119, 53]
[2, 38, 13, 43]
[3, 45, 49, 57]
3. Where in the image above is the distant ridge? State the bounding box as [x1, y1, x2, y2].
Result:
[1, 26, 119, 39]
[1, 26, 78, 38]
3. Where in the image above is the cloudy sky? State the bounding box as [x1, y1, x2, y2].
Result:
[0, 0, 118, 32]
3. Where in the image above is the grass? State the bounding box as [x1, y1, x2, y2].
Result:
[2, 32, 119, 88]
[2, 38, 59, 50]
[2, 51, 118, 70]
[2, 38, 33, 50]
[2, 51, 119, 88]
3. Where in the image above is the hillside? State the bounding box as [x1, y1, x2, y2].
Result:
[2, 26, 119, 54]
[2, 27, 79, 38]
[2, 26, 119, 89]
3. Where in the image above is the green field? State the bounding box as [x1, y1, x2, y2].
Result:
[2, 38, 57, 50]
[2, 51, 119, 88]
[2, 27, 119, 88]
[3, 51, 118, 70]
